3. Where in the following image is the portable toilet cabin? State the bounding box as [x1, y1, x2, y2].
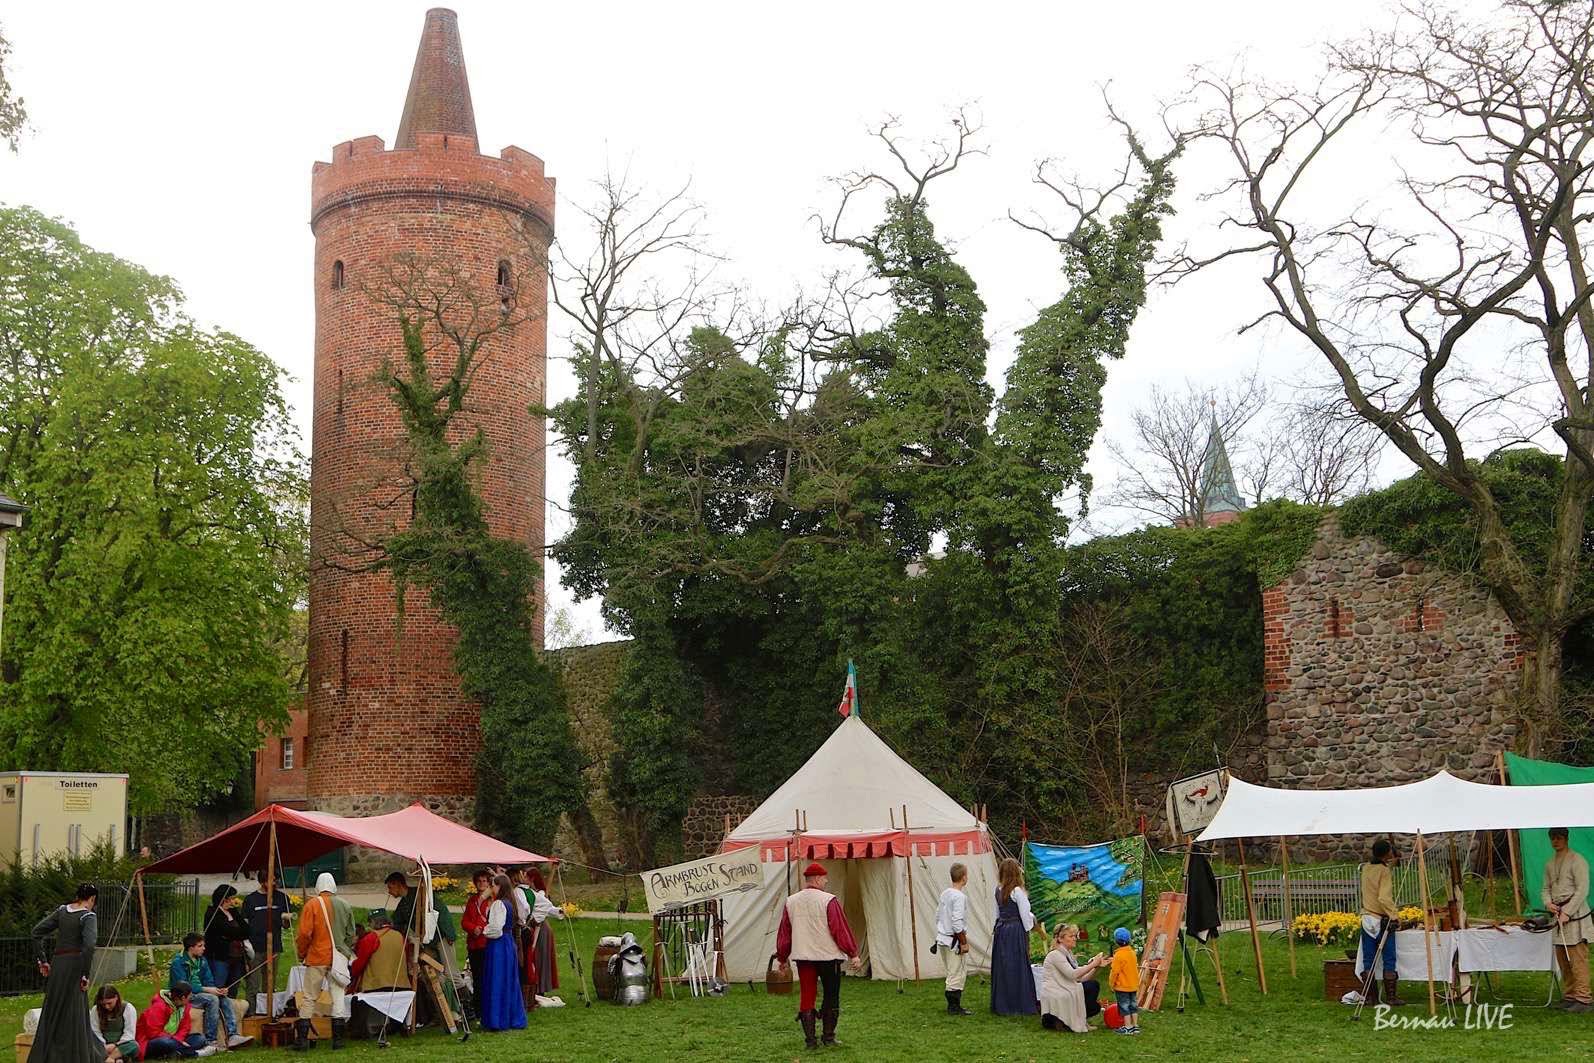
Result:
[0, 772, 129, 870]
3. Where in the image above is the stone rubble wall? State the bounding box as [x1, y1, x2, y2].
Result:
[1262, 516, 1521, 858]
[680, 795, 761, 860]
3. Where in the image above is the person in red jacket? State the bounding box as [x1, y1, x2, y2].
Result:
[136, 982, 214, 1058]
[776, 863, 860, 1050]
[459, 869, 494, 1018]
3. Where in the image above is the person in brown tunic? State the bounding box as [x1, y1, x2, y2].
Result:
[1543, 827, 1592, 1011]
[31, 883, 100, 1063]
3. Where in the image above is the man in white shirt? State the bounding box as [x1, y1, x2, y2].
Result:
[934, 863, 971, 1015]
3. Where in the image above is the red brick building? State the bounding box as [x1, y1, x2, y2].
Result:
[304, 8, 554, 821]
[255, 703, 310, 809]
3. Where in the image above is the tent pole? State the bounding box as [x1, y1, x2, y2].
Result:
[265, 817, 277, 1020]
[1415, 830, 1438, 1017]
[1280, 836, 1296, 978]
[135, 871, 155, 969]
[902, 805, 921, 982]
[1495, 752, 1523, 916]
[1236, 837, 1267, 994]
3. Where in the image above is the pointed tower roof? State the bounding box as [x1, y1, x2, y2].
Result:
[394, 8, 478, 150]
[1197, 411, 1246, 520]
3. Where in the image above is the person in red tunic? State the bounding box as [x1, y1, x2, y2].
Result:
[459, 870, 494, 1018]
[776, 863, 861, 1049]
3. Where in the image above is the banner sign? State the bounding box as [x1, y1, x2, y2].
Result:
[641, 851, 764, 914]
[1024, 836, 1144, 946]
[1165, 770, 1226, 837]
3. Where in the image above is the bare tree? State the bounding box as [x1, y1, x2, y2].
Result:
[1169, 0, 1594, 749]
[1105, 371, 1269, 526]
[1273, 396, 1386, 506]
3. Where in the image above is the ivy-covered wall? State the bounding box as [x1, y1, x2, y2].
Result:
[548, 640, 631, 867]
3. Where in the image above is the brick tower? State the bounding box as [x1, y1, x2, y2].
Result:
[306, 8, 554, 828]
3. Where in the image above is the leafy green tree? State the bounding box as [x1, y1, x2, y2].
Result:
[550, 118, 1185, 849]
[0, 22, 26, 152]
[0, 206, 304, 813]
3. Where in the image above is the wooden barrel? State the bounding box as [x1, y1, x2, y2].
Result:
[592, 944, 620, 1001]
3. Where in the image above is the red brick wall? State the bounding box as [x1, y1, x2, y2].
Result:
[306, 123, 554, 803]
[256, 702, 310, 808]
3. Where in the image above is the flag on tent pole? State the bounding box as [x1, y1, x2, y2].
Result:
[836, 660, 859, 718]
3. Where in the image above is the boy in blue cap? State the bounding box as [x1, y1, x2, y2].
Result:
[1108, 928, 1141, 1035]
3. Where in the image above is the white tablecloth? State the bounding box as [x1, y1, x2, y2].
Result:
[1454, 927, 1555, 973]
[350, 990, 414, 1023]
[256, 964, 349, 1018]
[1355, 927, 1556, 980]
[1355, 930, 1454, 980]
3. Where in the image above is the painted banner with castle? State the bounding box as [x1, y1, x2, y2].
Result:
[1024, 836, 1145, 947]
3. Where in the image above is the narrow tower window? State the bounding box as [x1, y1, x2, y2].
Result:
[496, 260, 511, 287]
[339, 628, 350, 691]
[332, 260, 345, 290]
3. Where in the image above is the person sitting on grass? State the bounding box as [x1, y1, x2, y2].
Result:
[90, 984, 140, 1062]
[167, 933, 249, 1049]
[136, 981, 216, 1058]
[1108, 928, 1141, 1036]
[1039, 924, 1107, 1033]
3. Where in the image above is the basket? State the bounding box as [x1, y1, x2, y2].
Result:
[766, 954, 792, 995]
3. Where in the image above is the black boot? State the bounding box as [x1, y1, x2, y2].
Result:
[820, 1007, 840, 1047]
[948, 989, 971, 1016]
[797, 1010, 818, 1050]
[292, 1018, 311, 1052]
[1383, 974, 1407, 1007]
[331, 1018, 346, 1050]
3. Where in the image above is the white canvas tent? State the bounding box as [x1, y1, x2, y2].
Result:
[1197, 770, 1594, 840]
[717, 715, 1000, 982]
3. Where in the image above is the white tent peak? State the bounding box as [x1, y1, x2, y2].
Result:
[727, 714, 981, 842]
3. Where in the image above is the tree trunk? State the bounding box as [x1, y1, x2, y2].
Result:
[567, 801, 612, 875]
[1519, 629, 1564, 760]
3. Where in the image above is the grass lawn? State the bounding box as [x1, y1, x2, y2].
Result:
[4, 915, 1587, 1062]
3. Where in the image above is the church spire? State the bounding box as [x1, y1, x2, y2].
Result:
[394, 8, 478, 150]
[1197, 406, 1246, 524]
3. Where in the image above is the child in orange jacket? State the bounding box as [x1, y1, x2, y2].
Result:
[1108, 928, 1141, 1035]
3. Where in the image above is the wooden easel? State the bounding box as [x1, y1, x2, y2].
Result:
[1138, 890, 1186, 1011]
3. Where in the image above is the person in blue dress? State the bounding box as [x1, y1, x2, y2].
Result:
[990, 857, 1039, 1015]
[479, 874, 527, 1031]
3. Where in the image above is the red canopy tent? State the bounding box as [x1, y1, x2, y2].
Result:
[135, 803, 553, 1024]
[140, 803, 551, 875]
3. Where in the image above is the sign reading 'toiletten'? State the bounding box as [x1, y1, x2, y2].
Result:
[641, 850, 764, 913]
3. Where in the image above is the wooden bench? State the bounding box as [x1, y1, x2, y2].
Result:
[1247, 878, 1359, 918]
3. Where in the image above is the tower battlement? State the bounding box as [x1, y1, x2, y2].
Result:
[310, 132, 555, 237]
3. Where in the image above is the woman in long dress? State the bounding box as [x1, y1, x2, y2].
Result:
[480, 874, 528, 1031]
[1039, 923, 1107, 1033]
[989, 857, 1038, 1015]
[31, 883, 100, 1063]
[525, 868, 565, 998]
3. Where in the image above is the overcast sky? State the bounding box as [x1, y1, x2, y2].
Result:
[1, 1, 1433, 642]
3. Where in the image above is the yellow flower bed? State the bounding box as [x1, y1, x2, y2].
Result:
[1291, 907, 1425, 946]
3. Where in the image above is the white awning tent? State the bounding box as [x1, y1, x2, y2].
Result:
[717, 716, 1000, 982]
[1197, 770, 1594, 841]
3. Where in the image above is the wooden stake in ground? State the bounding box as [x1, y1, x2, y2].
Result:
[1236, 837, 1267, 995]
[1415, 830, 1438, 1017]
[1495, 752, 1523, 916]
[265, 817, 278, 1020]
[901, 805, 921, 982]
[1280, 837, 1297, 978]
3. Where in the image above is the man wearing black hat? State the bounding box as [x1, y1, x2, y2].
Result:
[776, 863, 861, 1050]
